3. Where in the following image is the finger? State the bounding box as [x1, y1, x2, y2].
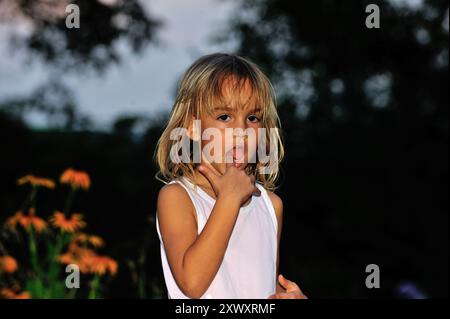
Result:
[278, 274, 302, 294]
[231, 155, 246, 170]
[201, 150, 222, 177]
[224, 148, 238, 172]
[279, 274, 298, 291]
[226, 158, 236, 172]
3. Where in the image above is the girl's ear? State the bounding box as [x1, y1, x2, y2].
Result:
[187, 116, 201, 142]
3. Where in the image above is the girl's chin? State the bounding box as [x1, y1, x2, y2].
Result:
[228, 161, 246, 170]
[233, 162, 245, 169]
[213, 162, 247, 173]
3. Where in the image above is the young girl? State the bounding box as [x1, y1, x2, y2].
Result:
[154, 53, 307, 299]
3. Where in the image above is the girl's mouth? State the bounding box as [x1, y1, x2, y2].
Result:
[227, 146, 245, 168]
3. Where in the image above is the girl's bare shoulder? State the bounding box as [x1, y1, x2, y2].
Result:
[266, 190, 283, 219]
[157, 182, 195, 219]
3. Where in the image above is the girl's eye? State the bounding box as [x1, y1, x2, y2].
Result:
[217, 114, 231, 122]
[248, 115, 260, 123]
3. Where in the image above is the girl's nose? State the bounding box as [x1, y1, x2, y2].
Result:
[233, 128, 246, 138]
[233, 128, 247, 148]
[233, 118, 249, 134]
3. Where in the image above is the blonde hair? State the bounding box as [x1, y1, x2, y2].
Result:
[153, 53, 284, 191]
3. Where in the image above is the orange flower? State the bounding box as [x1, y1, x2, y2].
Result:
[57, 243, 95, 273]
[1, 288, 31, 299]
[57, 243, 117, 276]
[87, 255, 118, 276]
[74, 233, 104, 248]
[60, 168, 91, 190]
[88, 235, 104, 248]
[17, 175, 55, 189]
[6, 209, 47, 233]
[57, 252, 76, 265]
[74, 233, 88, 242]
[50, 211, 86, 233]
[0, 256, 18, 273]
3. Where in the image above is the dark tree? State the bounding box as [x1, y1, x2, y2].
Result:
[215, 0, 449, 298]
[0, 0, 163, 72]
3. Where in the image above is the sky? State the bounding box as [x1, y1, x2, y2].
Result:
[0, 0, 435, 130]
[0, 0, 238, 130]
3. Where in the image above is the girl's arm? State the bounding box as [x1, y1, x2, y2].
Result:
[157, 163, 259, 299]
[267, 191, 308, 299]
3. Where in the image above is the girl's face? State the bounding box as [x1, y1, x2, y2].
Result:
[196, 77, 262, 175]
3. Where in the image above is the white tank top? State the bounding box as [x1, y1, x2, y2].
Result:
[155, 176, 278, 299]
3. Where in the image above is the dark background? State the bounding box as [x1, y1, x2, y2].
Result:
[0, 0, 448, 298]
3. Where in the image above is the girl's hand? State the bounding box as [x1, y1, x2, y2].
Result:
[198, 155, 261, 206]
[267, 274, 308, 299]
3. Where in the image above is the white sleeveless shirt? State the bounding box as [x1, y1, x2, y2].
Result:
[155, 176, 278, 299]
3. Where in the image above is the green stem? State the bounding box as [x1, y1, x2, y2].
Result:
[138, 251, 147, 299]
[0, 242, 8, 255]
[47, 230, 65, 287]
[67, 287, 77, 299]
[138, 272, 146, 299]
[88, 275, 101, 299]
[63, 187, 76, 217]
[18, 186, 38, 214]
[29, 226, 40, 274]
[28, 225, 45, 297]
[29, 187, 38, 206]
